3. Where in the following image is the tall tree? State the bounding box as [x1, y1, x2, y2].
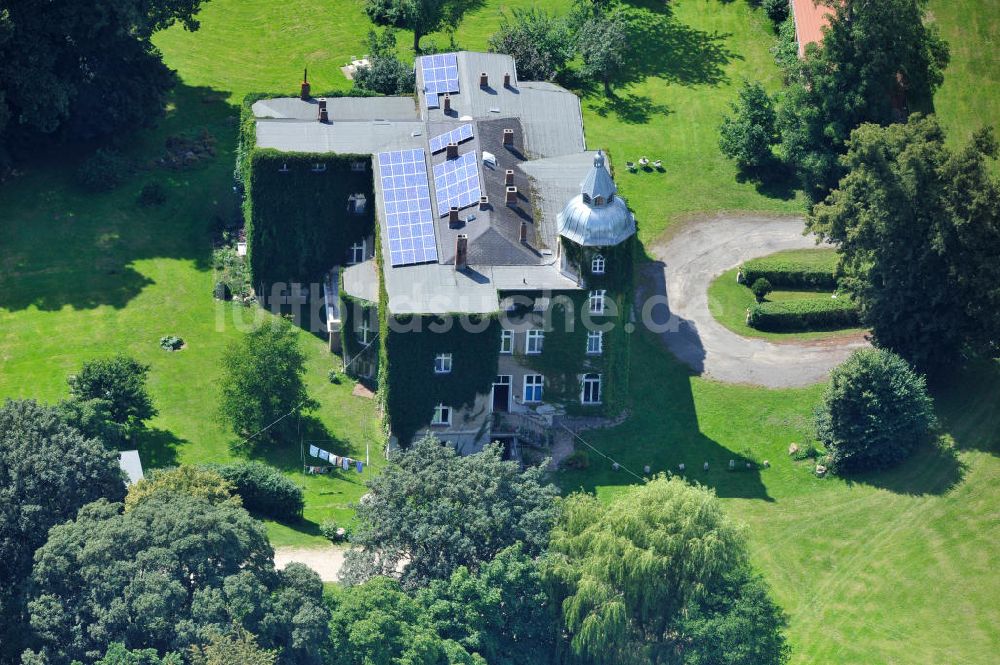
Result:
[544, 477, 788, 664]
[778, 0, 949, 198]
[341, 436, 560, 588]
[67, 354, 157, 439]
[364, 0, 474, 52]
[0, 399, 125, 664]
[24, 495, 329, 664]
[719, 80, 779, 170]
[218, 317, 316, 445]
[0, 0, 208, 170]
[808, 115, 1000, 370]
[576, 12, 629, 96]
[488, 9, 574, 81]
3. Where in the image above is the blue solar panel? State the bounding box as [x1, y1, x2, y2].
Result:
[428, 124, 474, 154]
[432, 151, 482, 217]
[420, 53, 459, 108]
[377, 149, 439, 267]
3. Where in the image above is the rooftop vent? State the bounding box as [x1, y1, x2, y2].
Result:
[318, 98, 328, 123]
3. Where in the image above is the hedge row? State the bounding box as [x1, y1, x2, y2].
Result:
[741, 254, 838, 289]
[747, 297, 859, 332]
[205, 461, 304, 520]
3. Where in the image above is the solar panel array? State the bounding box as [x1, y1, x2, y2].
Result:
[432, 151, 482, 217]
[377, 149, 439, 267]
[429, 124, 474, 154]
[420, 54, 459, 109]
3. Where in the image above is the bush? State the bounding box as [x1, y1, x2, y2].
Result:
[206, 461, 305, 520]
[815, 348, 937, 472]
[762, 0, 789, 24]
[77, 148, 131, 191]
[212, 244, 250, 300]
[747, 297, 859, 332]
[750, 277, 773, 302]
[320, 519, 349, 543]
[563, 449, 591, 470]
[160, 335, 184, 351]
[741, 253, 838, 289]
[137, 181, 168, 207]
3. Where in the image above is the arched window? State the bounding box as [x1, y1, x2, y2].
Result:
[591, 254, 606, 274]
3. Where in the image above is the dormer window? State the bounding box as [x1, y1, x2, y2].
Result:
[582, 193, 591, 204]
[594, 195, 605, 206]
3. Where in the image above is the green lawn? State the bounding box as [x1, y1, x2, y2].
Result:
[1, 0, 998, 661]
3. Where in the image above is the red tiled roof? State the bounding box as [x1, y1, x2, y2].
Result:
[792, 0, 835, 57]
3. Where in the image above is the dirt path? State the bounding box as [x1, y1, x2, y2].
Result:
[274, 545, 346, 582]
[644, 215, 868, 387]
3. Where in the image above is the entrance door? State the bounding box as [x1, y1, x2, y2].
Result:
[492, 376, 511, 413]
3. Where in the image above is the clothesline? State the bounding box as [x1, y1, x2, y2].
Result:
[307, 444, 364, 474]
[559, 423, 646, 483]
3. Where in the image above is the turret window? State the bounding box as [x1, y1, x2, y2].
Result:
[591, 255, 605, 274]
[594, 195, 605, 206]
[582, 193, 591, 204]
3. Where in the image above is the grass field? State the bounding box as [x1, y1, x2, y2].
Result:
[1, 0, 998, 661]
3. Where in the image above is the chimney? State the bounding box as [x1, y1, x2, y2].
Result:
[480, 72, 489, 88]
[504, 169, 514, 186]
[502, 128, 514, 147]
[505, 186, 517, 205]
[479, 195, 489, 210]
[448, 206, 461, 228]
[446, 142, 458, 159]
[318, 98, 328, 123]
[455, 234, 468, 271]
[519, 221, 528, 244]
[443, 94, 451, 113]
[300, 68, 311, 100]
[503, 72, 511, 88]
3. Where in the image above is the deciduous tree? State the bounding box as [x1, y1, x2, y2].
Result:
[719, 81, 779, 170]
[808, 115, 1000, 369]
[341, 436, 559, 588]
[488, 9, 574, 82]
[576, 12, 629, 96]
[67, 354, 157, 438]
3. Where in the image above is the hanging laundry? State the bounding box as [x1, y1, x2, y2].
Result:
[342, 457, 350, 471]
[319, 450, 329, 462]
[355, 460, 363, 473]
[331, 455, 340, 466]
[309, 445, 319, 458]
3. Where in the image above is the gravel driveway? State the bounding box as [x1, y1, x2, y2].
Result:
[642, 215, 868, 387]
[274, 545, 346, 582]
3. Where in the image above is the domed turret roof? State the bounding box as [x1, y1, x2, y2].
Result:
[557, 151, 636, 247]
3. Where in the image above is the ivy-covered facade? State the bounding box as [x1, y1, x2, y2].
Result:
[246, 52, 636, 454]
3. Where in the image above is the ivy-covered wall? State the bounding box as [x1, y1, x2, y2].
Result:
[339, 285, 379, 381]
[236, 92, 378, 288]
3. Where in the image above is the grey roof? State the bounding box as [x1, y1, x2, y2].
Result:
[342, 260, 378, 303]
[557, 151, 636, 247]
[253, 96, 418, 121]
[383, 262, 500, 315]
[118, 450, 144, 486]
[255, 119, 425, 154]
[519, 151, 600, 248]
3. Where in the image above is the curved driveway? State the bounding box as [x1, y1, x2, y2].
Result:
[642, 215, 868, 387]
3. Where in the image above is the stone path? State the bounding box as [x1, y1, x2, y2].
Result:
[644, 215, 868, 387]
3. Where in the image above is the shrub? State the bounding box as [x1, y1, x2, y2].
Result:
[212, 244, 250, 300]
[320, 519, 349, 543]
[160, 335, 184, 351]
[125, 466, 237, 512]
[68, 355, 156, 432]
[815, 348, 937, 472]
[138, 181, 168, 207]
[747, 297, 859, 332]
[206, 461, 304, 520]
[77, 148, 130, 191]
[741, 253, 838, 289]
[718, 80, 779, 170]
[563, 449, 591, 470]
[750, 277, 773, 302]
[763, 0, 789, 24]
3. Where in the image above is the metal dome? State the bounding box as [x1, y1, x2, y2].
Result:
[557, 151, 636, 247]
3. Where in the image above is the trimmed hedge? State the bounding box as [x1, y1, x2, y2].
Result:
[205, 461, 304, 520]
[741, 253, 838, 289]
[747, 297, 859, 332]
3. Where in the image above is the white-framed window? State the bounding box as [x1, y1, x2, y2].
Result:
[500, 329, 514, 354]
[432, 403, 452, 426]
[526, 329, 544, 355]
[581, 373, 602, 405]
[356, 356, 375, 379]
[356, 317, 373, 345]
[523, 374, 544, 403]
[349, 240, 366, 265]
[434, 353, 453, 374]
[587, 330, 604, 355]
[311, 162, 327, 173]
[591, 254, 606, 275]
[589, 289, 607, 314]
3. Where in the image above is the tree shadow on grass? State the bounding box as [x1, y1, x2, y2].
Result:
[134, 426, 185, 468]
[735, 158, 800, 201]
[842, 438, 967, 497]
[930, 359, 1000, 456]
[0, 83, 237, 313]
[592, 92, 672, 124]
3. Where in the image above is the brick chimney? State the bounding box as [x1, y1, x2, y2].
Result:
[505, 186, 517, 205]
[504, 169, 514, 186]
[446, 142, 458, 159]
[503, 72, 511, 88]
[318, 98, 328, 123]
[300, 68, 311, 100]
[502, 128, 514, 147]
[449, 206, 461, 228]
[443, 94, 451, 112]
[479, 195, 489, 210]
[455, 234, 468, 270]
[480, 72, 489, 88]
